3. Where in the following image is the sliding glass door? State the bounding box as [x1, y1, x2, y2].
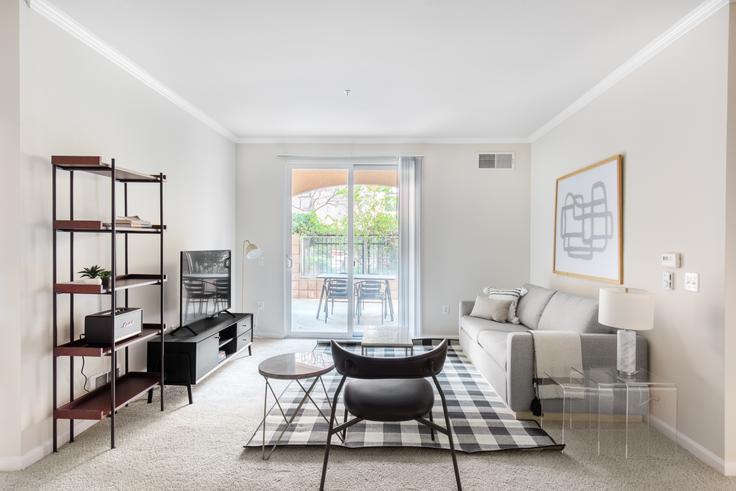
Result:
[352, 166, 399, 333]
[286, 162, 400, 337]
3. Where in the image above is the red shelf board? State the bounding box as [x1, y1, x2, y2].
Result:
[55, 326, 162, 357]
[54, 274, 166, 295]
[51, 156, 163, 182]
[55, 372, 159, 420]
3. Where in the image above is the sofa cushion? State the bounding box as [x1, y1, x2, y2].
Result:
[537, 291, 610, 333]
[517, 283, 556, 329]
[460, 316, 521, 343]
[477, 325, 528, 370]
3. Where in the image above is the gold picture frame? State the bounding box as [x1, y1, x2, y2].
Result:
[553, 155, 623, 284]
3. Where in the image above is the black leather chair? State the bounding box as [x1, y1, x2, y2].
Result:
[320, 339, 461, 490]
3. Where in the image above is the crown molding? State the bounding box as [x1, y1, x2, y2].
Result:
[528, 0, 729, 142]
[237, 136, 530, 145]
[26, 0, 237, 142]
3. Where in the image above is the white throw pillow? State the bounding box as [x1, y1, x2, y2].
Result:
[469, 295, 494, 320]
[469, 295, 513, 323]
[487, 297, 513, 322]
[482, 287, 528, 324]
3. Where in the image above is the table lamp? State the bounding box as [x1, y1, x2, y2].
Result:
[598, 287, 654, 376]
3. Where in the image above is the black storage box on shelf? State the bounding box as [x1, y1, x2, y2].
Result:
[84, 308, 143, 345]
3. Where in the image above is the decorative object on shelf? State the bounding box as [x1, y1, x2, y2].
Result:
[553, 155, 623, 284]
[598, 287, 654, 375]
[241, 239, 262, 316]
[52, 155, 166, 452]
[79, 264, 112, 290]
[84, 308, 143, 344]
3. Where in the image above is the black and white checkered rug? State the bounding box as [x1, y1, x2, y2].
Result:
[245, 341, 562, 453]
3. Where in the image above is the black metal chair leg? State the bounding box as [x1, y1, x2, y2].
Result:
[429, 410, 435, 441]
[320, 376, 346, 491]
[147, 388, 153, 404]
[434, 375, 461, 491]
[343, 407, 348, 440]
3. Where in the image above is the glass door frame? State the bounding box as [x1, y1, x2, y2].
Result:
[284, 158, 399, 338]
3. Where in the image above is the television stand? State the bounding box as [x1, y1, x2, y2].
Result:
[180, 325, 198, 336]
[147, 312, 253, 404]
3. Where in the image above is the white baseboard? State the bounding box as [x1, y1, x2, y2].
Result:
[649, 414, 727, 475]
[0, 420, 95, 471]
[254, 332, 285, 339]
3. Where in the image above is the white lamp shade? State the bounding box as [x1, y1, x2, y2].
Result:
[244, 240, 262, 260]
[598, 287, 655, 331]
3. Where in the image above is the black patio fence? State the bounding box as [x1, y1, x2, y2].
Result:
[300, 234, 398, 276]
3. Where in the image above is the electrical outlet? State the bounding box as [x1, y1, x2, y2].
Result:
[257, 301, 265, 312]
[662, 271, 673, 290]
[684, 272, 699, 292]
[441, 304, 449, 315]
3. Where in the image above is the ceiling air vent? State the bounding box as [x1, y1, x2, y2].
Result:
[479, 152, 514, 169]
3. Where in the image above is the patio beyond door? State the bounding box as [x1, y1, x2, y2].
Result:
[287, 164, 400, 337]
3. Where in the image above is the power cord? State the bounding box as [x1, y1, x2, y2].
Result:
[79, 333, 90, 393]
[81, 356, 90, 393]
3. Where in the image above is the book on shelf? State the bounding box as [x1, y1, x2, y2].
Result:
[103, 216, 152, 228]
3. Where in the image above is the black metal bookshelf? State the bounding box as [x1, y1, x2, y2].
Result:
[51, 155, 166, 451]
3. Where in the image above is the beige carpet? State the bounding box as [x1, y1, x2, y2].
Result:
[1, 338, 734, 490]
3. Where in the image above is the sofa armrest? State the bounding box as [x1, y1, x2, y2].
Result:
[506, 332, 535, 412]
[505, 332, 649, 414]
[580, 333, 649, 371]
[459, 300, 474, 318]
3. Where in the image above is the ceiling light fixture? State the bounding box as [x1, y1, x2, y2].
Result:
[344, 89, 351, 96]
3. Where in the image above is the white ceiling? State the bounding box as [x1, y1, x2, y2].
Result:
[51, 0, 703, 140]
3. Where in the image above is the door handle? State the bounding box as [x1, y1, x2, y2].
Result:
[286, 255, 293, 269]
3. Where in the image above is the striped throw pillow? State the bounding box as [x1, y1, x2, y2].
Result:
[481, 287, 528, 324]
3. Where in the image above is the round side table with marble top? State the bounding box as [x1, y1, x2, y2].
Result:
[247, 351, 336, 459]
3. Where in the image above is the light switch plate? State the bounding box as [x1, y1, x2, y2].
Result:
[660, 252, 681, 268]
[662, 271, 673, 290]
[684, 272, 699, 292]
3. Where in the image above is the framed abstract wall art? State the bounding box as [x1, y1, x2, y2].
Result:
[553, 155, 623, 284]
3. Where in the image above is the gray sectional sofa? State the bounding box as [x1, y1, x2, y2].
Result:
[459, 283, 648, 414]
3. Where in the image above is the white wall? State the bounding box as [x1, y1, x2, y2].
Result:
[0, 0, 22, 468]
[2, 3, 237, 469]
[530, 6, 729, 467]
[724, 4, 736, 472]
[236, 142, 530, 338]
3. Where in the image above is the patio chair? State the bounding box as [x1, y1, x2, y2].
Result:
[320, 339, 461, 490]
[322, 278, 350, 323]
[355, 280, 388, 324]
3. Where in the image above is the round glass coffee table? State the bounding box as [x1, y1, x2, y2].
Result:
[248, 352, 335, 459]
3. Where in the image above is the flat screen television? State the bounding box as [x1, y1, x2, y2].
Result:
[180, 250, 232, 327]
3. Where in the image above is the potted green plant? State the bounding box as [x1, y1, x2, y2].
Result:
[79, 265, 112, 290]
